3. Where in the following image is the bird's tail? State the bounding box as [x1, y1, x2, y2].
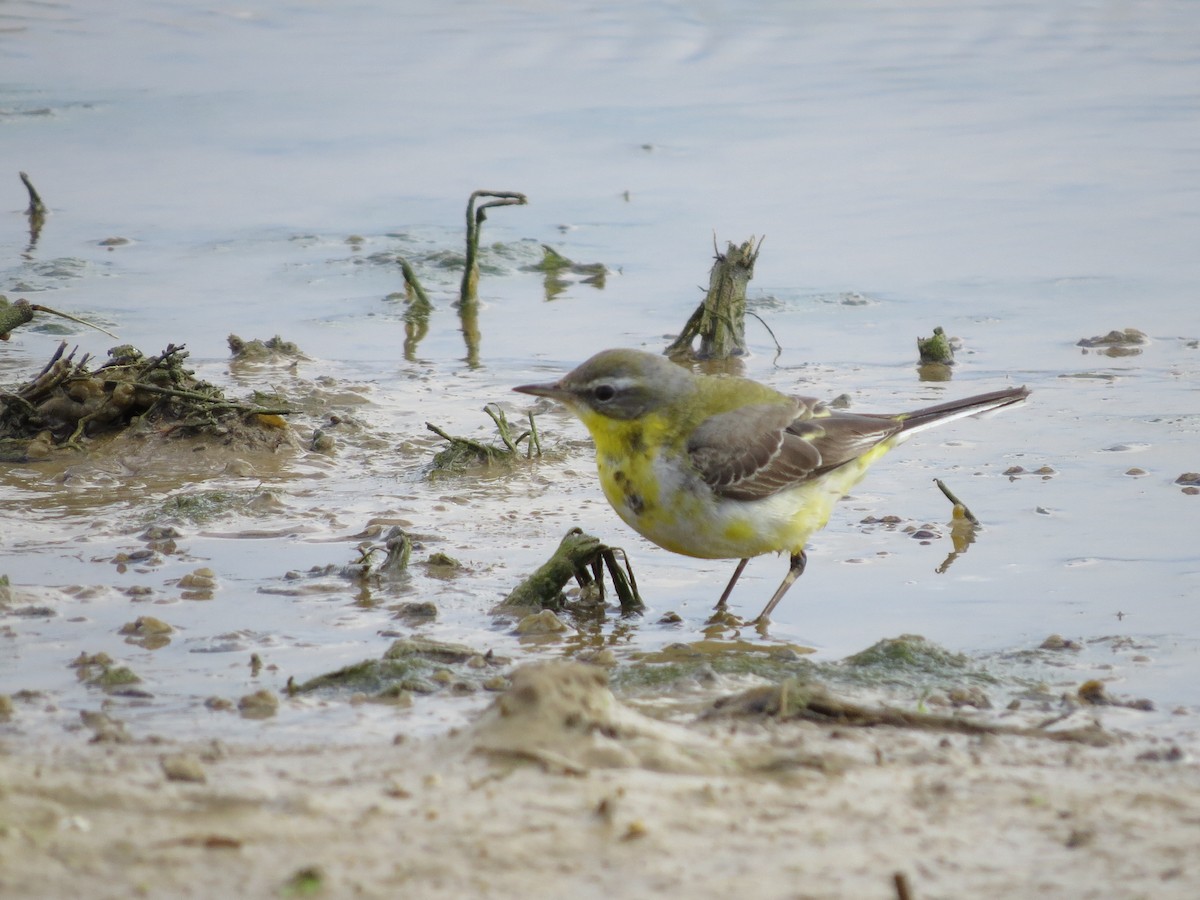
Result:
[896, 385, 1030, 438]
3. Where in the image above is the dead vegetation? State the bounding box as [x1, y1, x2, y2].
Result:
[0, 341, 294, 462]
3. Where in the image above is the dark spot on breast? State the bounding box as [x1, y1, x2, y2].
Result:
[624, 491, 645, 515]
[612, 470, 628, 485]
[624, 427, 646, 455]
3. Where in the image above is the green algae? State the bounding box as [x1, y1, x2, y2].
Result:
[291, 637, 511, 700]
[616, 638, 816, 693]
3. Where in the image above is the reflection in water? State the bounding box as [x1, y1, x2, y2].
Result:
[1076, 327, 1148, 359]
[458, 290, 482, 368]
[560, 617, 641, 656]
[933, 479, 980, 574]
[935, 515, 979, 575]
[397, 258, 432, 362]
[533, 245, 607, 300]
[917, 362, 954, 382]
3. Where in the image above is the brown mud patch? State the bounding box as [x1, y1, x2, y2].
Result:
[1, 661, 1196, 899]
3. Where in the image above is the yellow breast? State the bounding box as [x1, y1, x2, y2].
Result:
[578, 407, 899, 562]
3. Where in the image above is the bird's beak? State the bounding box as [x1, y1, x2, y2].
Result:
[513, 380, 569, 400]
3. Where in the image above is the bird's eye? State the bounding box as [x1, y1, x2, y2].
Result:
[593, 384, 616, 403]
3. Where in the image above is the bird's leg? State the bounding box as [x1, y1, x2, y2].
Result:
[713, 558, 750, 610]
[752, 550, 807, 624]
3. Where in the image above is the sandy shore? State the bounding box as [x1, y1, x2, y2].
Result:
[2, 662, 1197, 899]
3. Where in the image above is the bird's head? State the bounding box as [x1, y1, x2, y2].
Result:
[514, 348, 695, 423]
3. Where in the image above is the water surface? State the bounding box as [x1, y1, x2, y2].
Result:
[2, 0, 1198, 742]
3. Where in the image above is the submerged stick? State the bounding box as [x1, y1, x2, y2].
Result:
[0, 298, 118, 341]
[933, 478, 980, 573]
[666, 235, 762, 360]
[20, 171, 46, 249]
[0, 299, 35, 339]
[708, 679, 1117, 746]
[525, 410, 541, 459]
[499, 529, 603, 610]
[482, 403, 524, 455]
[398, 257, 430, 308]
[598, 546, 642, 614]
[131, 382, 290, 415]
[498, 528, 643, 615]
[459, 189, 528, 305]
[19, 171, 46, 216]
[935, 478, 979, 525]
[458, 190, 526, 367]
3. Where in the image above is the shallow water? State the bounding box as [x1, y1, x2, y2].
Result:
[2, 0, 1198, 744]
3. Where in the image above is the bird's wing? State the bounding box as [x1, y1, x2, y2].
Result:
[688, 399, 903, 501]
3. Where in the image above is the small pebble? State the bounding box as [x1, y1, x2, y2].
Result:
[514, 610, 570, 635]
[179, 568, 217, 589]
[621, 820, 648, 841]
[1040, 634, 1081, 651]
[310, 431, 336, 453]
[237, 689, 279, 719]
[224, 459, 256, 477]
[118, 616, 173, 636]
[160, 753, 207, 783]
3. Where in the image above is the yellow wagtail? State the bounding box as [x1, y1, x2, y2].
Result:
[515, 349, 1029, 623]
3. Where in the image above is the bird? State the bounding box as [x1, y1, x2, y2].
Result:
[514, 348, 1029, 624]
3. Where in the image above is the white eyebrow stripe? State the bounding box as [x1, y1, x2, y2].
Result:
[586, 376, 639, 392]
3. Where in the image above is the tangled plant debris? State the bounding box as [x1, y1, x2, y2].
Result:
[497, 527, 644, 616]
[526, 244, 607, 299]
[289, 636, 511, 703]
[917, 325, 956, 365]
[427, 402, 541, 472]
[0, 340, 294, 462]
[1077, 327, 1147, 357]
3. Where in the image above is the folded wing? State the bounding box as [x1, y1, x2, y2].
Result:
[688, 399, 903, 501]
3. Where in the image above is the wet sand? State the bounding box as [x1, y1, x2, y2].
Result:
[3, 662, 1196, 899]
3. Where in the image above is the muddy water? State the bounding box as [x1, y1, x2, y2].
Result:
[2, 1, 1198, 744]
